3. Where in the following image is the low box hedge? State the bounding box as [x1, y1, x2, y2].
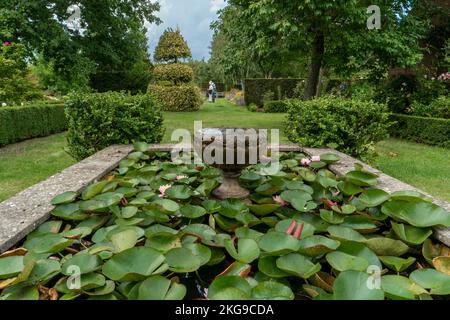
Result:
[65, 92, 164, 160]
[0, 102, 67, 146]
[264, 100, 290, 113]
[389, 114, 450, 148]
[285, 97, 391, 157]
[244, 78, 304, 106]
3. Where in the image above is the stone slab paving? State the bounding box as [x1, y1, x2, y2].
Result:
[0, 143, 448, 253]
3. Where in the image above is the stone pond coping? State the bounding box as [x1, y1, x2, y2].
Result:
[0, 144, 449, 253]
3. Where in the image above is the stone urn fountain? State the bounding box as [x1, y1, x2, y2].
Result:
[196, 128, 268, 200]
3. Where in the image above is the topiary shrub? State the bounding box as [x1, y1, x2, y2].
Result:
[285, 97, 392, 157]
[153, 64, 194, 85]
[65, 92, 164, 160]
[148, 28, 201, 112]
[149, 85, 202, 112]
[264, 100, 289, 113]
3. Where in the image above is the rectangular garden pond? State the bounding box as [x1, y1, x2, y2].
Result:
[0, 142, 449, 300]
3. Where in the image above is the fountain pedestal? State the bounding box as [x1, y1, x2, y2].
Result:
[198, 128, 266, 200]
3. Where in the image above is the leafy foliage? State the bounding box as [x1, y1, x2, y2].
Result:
[65, 92, 164, 159]
[149, 85, 202, 112]
[154, 28, 192, 63]
[263, 100, 289, 113]
[285, 97, 392, 156]
[244, 78, 303, 106]
[153, 64, 194, 85]
[411, 96, 450, 119]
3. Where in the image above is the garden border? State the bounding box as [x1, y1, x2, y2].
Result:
[0, 144, 449, 253]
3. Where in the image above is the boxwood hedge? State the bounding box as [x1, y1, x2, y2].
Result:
[0, 102, 67, 146]
[65, 92, 164, 160]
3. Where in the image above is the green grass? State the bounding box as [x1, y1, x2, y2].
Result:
[370, 139, 450, 202]
[0, 99, 449, 203]
[0, 133, 76, 202]
[162, 99, 288, 143]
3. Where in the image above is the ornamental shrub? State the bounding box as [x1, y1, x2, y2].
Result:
[148, 27, 201, 112]
[263, 100, 289, 113]
[285, 97, 391, 157]
[411, 96, 450, 119]
[65, 92, 164, 160]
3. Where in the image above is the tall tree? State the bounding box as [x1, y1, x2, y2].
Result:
[220, 0, 428, 99]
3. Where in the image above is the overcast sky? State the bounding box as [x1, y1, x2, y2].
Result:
[145, 0, 227, 61]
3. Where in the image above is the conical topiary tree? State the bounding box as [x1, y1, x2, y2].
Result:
[149, 28, 202, 112]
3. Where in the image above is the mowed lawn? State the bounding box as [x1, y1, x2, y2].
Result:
[162, 99, 287, 143]
[0, 99, 449, 202]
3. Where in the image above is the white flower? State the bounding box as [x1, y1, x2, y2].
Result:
[1, 103, 7, 107]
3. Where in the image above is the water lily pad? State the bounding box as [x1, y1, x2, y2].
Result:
[24, 234, 74, 254]
[202, 199, 221, 213]
[102, 247, 166, 281]
[137, 276, 186, 300]
[333, 271, 384, 300]
[110, 229, 140, 253]
[293, 213, 330, 232]
[320, 209, 345, 224]
[382, 201, 450, 227]
[151, 199, 180, 213]
[337, 181, 363, 196]
[391, 222, 432, 245]
[326, 251, 369, 272]
[258, 232, 300, 255]
[216, 261, 251, 278]
[251, 281, 294, 300]
[280, 190, 312, 204]
[0, 256, 24, 280]
[165, 247, 201, 273]
[180, 205, 206, 219]
[51, 191, 78, 205]
[320, 153, 340, 164]
[390, 190, 431, 202]
[410, 268, 450, 295]
[27, 259, 61, 284]
[341, 216, 378, 233]
[121, 206, 138, 219]
[145, 233, 181, 253]
[235, 227, 264, 241]
[81, 181, 109, 200]
[345, 171, 378, 187]
[365, 237, 409, 256]
[51, 203, 88, 221]
[0, 284, 39, 300]
[338, 241, 381, 268]
[381, 275, 427, 300]
[220, 199, 249, 218]
[224, 238, 260, 263]
[248, 204, 281, 216]
[327, 225, 366, 243]
[208, 276, 251, 300]
[359, 189, 390, 207]
[258, 256, 290, 278]
[297, 236, 340, 257]
[422, 239, 450, 264]
[276, 253, 321, 279]
[165, 185, 193, 200]
[432, 257, 450, 276]
[61, 253, 102, 275]
[183, 243, 211, 266]
[379, 256, 416, 272]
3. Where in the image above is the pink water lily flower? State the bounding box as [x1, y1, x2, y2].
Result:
[300, 158, 311, 166]
[3, 41, 12, 46]
[159, 184, 172, 198]
[176, 175, 188, 181]
[273, 195, 287, 207]
[311, 155, 321, 162]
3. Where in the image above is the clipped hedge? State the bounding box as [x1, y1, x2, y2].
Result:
[244, 78, 303, 106]
[153, 64, 193, 84]
[285, 98, 391, 157]
[0, 103, 67, 146]
[65, 92, 164, 160]
[264, 100, 289, 113]
[389, 114, 450, 148]
[149, 84, 202, 112]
